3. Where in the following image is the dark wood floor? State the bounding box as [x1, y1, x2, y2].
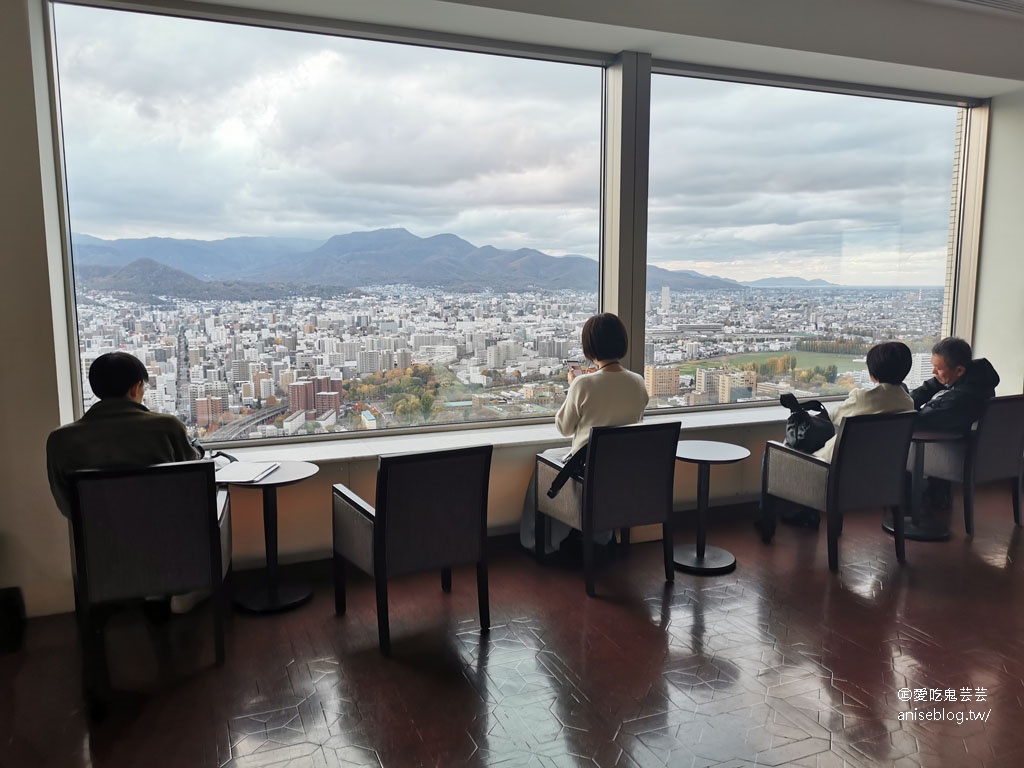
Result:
[3, 486, 1024, 768]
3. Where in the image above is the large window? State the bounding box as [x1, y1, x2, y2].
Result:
[646, 75, 959, 408]
[53, 4, 970, 445]
[54, 4, 601, 441]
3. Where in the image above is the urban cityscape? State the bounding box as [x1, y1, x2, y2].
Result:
[74, 279, 945, 444]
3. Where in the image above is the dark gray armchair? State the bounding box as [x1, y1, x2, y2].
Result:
[761, 411, 917, 571]
[69, 460, 231, 702]
[332, 444, 493, 654]
[535, 421, 681, 597]
[914, 394, 1024, 535]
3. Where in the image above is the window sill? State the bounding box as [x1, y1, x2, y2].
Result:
[218, 406, 791, 465]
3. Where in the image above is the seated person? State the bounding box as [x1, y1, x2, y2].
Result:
[765, 341, 915, 530]
[911, 336, 1000, 512]
[813, 341, 916, 462]
[519, 312, 649, 555]
[912, 336, 999, 433]
[47, 352, 204, 613]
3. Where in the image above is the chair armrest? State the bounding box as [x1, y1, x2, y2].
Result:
[332, 483, 375, 520]
[764, 440, 830, 510]
[537, 452, 568, 471]
[765, 440, 830, 468]
[332, 484, 375, 575]
[216, 488, 232, 579]
[216, 488, 229, 524]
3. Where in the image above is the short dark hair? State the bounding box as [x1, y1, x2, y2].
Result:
[581, 313, 628, 362]
[932, 337, 972, 370]
[866, 341, 912, 385]
[88, 352, 149, 399]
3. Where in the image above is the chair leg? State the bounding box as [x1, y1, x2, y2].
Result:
[826, 508, 840, 572]
[78, 604, 110, 710]
[620, 527, 631, 553]
[212, 581, 225, 666]
[964, 480, 975, 537]
[756, 452, 777, 543]
[756, 494, 776, 543]
[583, 534, 595, 598]
[892, 504, 906, 563]
[333, 550, 347, 615]
[441, 568, 452, 593]
[662, 521, 674, 583]
[534, 508, 547, 562]
[374, 573, 390, 655]
[476, 561, 490, 633]
[1013, 475, 1021, 526]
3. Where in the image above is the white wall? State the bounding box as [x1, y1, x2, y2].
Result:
[0, 0, 76, 617]
[974, 86, 1024, 393]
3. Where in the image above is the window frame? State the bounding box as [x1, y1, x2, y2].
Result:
[45, 0, 988, 448]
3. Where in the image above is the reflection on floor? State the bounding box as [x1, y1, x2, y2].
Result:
[3, 486, 1023, 767]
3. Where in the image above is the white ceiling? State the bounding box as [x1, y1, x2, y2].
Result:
[146, 0, 1024, 97]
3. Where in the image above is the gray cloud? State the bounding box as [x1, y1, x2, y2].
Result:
[55, 4, 957, 285]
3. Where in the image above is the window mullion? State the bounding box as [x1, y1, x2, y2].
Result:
[601, 51, 651, 373]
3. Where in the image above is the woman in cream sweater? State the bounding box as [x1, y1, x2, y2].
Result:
[520, 313, 649, 553]
[812, 341, 916, 462]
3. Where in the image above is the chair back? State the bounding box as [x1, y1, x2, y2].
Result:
[70, 460, 220, 604]
[829, 411, 916, 513]
[970, 395, 1024, 484]
[376, 445, 493, 578]
[582, 421, 681, 532]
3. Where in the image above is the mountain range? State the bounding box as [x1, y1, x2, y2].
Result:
[70, 228, 835, 299]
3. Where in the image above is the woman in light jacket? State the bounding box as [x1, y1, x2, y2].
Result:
[520, 312, 649, 554]
[812, 340, 916, 463]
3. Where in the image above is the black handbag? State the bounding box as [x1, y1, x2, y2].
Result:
[780, 393, 835, 453]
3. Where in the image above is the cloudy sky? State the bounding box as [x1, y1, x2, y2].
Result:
[54, 4, 957, 286]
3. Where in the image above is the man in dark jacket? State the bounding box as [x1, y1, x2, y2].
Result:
[912, 337, 1000, 433]
[47, 351, 199, 518]
[911, 337, 1000, 513]
[47, 352, 210, 616]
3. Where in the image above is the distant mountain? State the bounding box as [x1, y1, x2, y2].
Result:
[742, 277, 835, 287]
[242, 228, 739, 291]
[71, 228, 741, 292]
[71, 234, 325, 280]
[75, 259, 353, 301]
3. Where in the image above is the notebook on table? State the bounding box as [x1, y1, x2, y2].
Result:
[215, 461, 280, 484]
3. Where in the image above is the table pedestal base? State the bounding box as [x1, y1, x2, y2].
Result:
[233, 582, 313, 613]
[673, 544, 736, 575]
[881, 515, 951, 542]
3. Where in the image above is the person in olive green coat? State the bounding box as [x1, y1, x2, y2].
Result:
[46, 351, 198, 519]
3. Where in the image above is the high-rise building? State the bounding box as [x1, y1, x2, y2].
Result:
[288, 379, 315, 413]
[358, 350, 381, 375]
[644, 365, 680, 397]
[717, 370, 757, 404]
[195, 396, 223, 428]
[315, 391, 341, 416]
[695, 367, 728, 398]
[909, 352, 932, 388]
[661, 286, 671, 315]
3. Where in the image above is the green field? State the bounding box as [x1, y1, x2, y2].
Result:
[677, 351, 867, 377]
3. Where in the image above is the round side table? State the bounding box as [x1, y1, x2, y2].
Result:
[219, 460, 320, 613]
[674, 440, 750, 575]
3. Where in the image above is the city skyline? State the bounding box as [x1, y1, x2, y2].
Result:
[73, 279, 945, 442]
